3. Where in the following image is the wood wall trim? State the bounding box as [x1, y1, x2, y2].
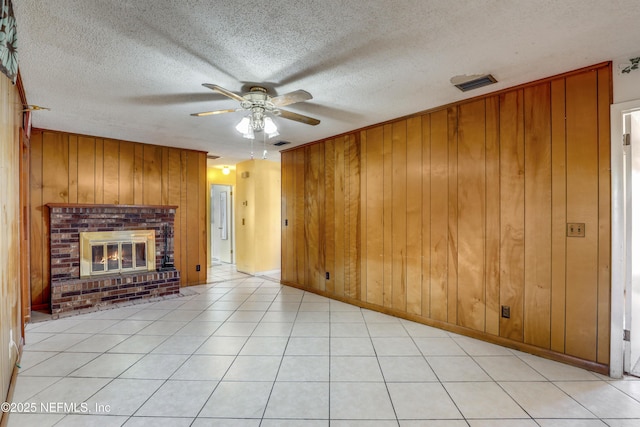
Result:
[16, 70, 27, 106]
[45, 203, 179, 209]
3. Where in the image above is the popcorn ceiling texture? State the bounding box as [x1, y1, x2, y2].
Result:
[12, 1, 640, 164]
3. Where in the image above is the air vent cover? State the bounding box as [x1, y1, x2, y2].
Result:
[454, 74, 497, 92]
[273, 141, 290, 146]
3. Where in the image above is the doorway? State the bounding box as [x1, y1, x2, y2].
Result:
[611, 101, 640, 378]
[210, 184, 234, 265]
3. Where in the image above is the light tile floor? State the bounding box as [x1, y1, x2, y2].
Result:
[6, 264, 640, 426]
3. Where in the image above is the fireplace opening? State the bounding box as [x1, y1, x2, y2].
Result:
[80, 230, 155, 277]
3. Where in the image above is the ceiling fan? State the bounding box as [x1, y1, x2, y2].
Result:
[191, 84, 320, 136]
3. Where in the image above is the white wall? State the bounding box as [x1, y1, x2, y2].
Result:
[614, 52, 640, 103]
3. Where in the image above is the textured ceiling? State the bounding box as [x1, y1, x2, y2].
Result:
[13, 0, 640, 166]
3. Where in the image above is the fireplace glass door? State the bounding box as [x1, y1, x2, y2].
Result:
[80, 230, 156, 278]
[89, 240, 148, 275]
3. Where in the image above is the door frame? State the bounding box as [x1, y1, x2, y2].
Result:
[611, 99, 640, 378]
[210, 184, 234, 264]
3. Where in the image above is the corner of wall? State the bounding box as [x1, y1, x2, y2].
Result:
[613, 52, 640, 103]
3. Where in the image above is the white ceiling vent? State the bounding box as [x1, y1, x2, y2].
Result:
[452, 74, 497, 92]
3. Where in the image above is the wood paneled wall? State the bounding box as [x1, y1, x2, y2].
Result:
[29, 130, 207, 309]
[281, 64, 611, 369]
[0, 74, 22, 418]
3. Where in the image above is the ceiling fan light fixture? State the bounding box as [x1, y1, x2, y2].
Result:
[264, 117, 279, 138]
[235, 116, 250, 133]
[235, 116, 255, 139]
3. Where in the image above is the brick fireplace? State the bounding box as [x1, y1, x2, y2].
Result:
[47, 204, 181, 315]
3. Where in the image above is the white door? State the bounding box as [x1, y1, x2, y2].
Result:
[624, 110, 640, 376]
[211, 184, 233, 264]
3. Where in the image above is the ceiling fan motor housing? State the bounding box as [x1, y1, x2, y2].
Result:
[193, 83, 320, 126]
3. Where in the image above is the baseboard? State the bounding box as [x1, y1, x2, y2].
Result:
[281, 279, 610, 376]
[255, 269, 281, 277]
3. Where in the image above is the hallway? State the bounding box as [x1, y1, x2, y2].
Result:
[6, 265, 640, 426]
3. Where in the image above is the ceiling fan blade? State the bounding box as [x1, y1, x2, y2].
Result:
[202, 84, 245, 102]
[190, 108, 238, 117]
[279, 109, 320, 126]
[271, 90, 313, 107]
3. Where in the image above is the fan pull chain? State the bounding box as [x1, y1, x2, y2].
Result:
[262, 131, 268, 159]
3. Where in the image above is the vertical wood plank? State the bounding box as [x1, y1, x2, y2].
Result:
[143, 144, 163, 205]
[365, 126, 384, 306]
[485, 96, 501, 336]
[550, 78, 567, 353]
[347, 134, 361, 300]
[161, 147, 170, 205]
[119, 141, 135, 205]
[457, 100, 486, 332]
[198, 152, 207, 282]
[294, 148, 307, 286]
[68, 135, 78, 203]
[186, 151, 200, 284]
[499, 89, 525, 342]
[42, 132, 70, 203]
[430, 110, 448, 321]
[343, 136, 351, 296]
[523, 83, 552, 348]
[333, 137, 346, 296]
[382, 124, 394, 308]
[447, 107, 459, 325]
[596, 66, 611, 365]
[392, 120, 407, 311]
[421, 114, 432, 318]
[167, 148, 183, 281]
[324, 140, 336, 293]
[42, 131, 69, 305]
[179, 151, 188, 284]
[565, 70, 599, 362]
[94, 138, 104, 203]
[280, 151, 291, 283]
[103, 139, 120, 204]
[406, 116, 422, 315]
[77, 136, 95, 203]
[280, 151, 288, 282]
[360, 131, 367, 302]
[29, 132, 44, 307]
[305, 143, 325, 290]
[134, 143, 144, 204]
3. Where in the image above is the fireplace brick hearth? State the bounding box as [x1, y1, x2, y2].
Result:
[47, 204, 181, 315]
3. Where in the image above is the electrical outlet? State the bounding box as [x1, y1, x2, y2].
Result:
[567, 222, 585, 237]
[501, 305, 511, 318]
[196, 264, 201, 272]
